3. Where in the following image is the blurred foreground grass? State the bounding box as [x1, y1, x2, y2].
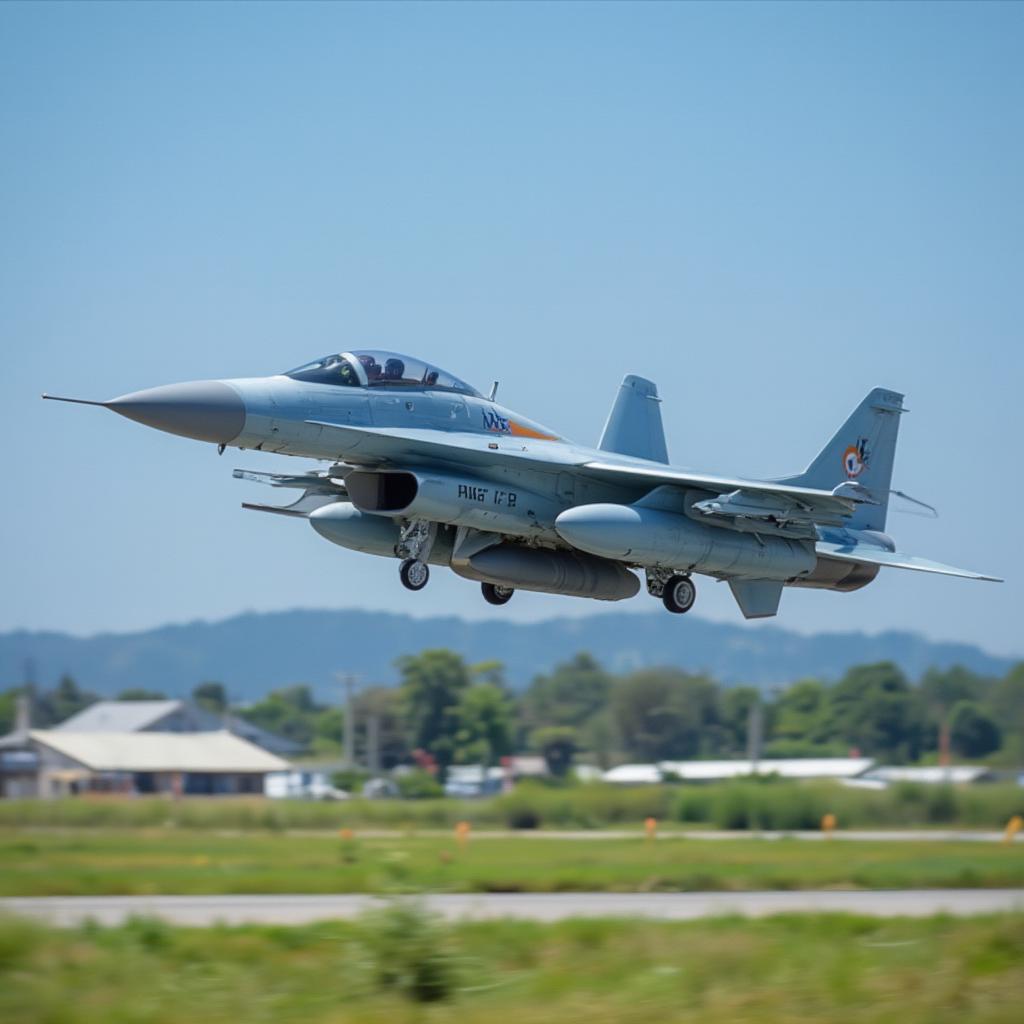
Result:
[2, 908, 1023, 1024]
[3, 828, 1024, 895]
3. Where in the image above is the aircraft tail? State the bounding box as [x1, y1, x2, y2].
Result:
[781, 387, 906, 531]
[598, 375, 669, 464]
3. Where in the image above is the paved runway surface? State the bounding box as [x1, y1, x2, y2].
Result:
[5, 890, 1023, 926]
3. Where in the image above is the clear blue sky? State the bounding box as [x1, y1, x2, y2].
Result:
[2, 2, 1021, 655]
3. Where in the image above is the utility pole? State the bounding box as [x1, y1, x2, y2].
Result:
[367, 713, 380, 776]
[336, 673, 359, 768]
[746, 695, 763, 772]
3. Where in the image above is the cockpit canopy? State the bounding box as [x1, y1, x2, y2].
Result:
[284, 350, 480, 397]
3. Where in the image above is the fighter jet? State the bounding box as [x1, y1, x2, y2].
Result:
[44, 350, 1001, 618]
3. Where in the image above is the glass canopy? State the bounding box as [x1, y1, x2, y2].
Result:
[284, 350, 480, 396]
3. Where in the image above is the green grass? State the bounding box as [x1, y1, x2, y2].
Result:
[2, 909, 1023, 1023]
[3, 828, 1024, 896]
[2, 780, 1023, 832]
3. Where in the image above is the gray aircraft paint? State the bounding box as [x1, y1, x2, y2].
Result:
[42, 351, 1001, 619]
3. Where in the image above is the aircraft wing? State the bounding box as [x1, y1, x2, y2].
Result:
[581, 460, 859, 524]
[309, 422, 862, 526]
[816, 541, 1003, 582]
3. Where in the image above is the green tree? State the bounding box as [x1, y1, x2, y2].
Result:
[531, 725, 578, 777]
[455, 683, 514, 766]
[772, 679, 831, 746]
[192, 681, 227, 713]
[949, 700, 1002, 758]
[239, 684, 323, 750]
[988, 664, 1024, 762]
[0, 688, 18, 734]
[312, 706, 345, 756]
[522, 653, 612, 733]
[611, 668, 718, 761]
[35, 676, 99, 725]
[825, 662, 918, 760]
[398, 649, 471, 781]
[719, 686, 762, 756]
[918, 666, 990, 754]
[117, 688, 167, 702]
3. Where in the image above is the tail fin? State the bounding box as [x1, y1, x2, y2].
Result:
[783, 387, 906, 531]
[598, 375, 669, 464]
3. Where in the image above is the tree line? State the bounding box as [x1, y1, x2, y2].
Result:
[2, 653, 1022, 778]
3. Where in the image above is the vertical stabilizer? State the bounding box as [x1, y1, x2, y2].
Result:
[782, 387, 905, 531]
[598, 375, 669, 464]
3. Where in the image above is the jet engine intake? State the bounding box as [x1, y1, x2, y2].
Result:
[345, 469, 561, 538]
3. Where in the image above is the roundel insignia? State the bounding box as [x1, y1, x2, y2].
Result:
[843, 443, 866, 478]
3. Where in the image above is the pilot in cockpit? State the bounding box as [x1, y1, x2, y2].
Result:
[384, 357, 406, 381]
[359, 354, 382, 381]
[336, 360, 359, 386]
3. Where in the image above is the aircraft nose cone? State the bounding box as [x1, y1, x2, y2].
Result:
[107, 381, 245, 444]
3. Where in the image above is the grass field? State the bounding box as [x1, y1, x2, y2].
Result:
[2, 908, 1022, 1023]
[3, 828, 1024, 896]
[2, 781, 1023, 832]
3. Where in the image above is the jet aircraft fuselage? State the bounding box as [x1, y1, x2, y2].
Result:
[44, 348, 1000, 617]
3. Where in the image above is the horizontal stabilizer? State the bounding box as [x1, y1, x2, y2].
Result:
[816, 542, 1002, 582]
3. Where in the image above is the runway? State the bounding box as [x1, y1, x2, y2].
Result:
[5, 889, 1023, 927]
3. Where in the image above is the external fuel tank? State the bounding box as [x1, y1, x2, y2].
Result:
[555, 503, 816, 580]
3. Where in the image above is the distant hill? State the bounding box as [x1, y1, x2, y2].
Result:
[0, 609, 1016, 701]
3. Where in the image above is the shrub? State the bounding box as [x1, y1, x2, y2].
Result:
[357, 901, 456, 1002]
[395, 770, 444, 800]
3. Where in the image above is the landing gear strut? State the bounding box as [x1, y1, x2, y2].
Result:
[396, 520, 435, 592]
[661, 574, 696, 614]
[481, 582, 514, 606]
[399, 558, 430, 591]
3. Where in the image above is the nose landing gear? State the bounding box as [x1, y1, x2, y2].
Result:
[395, 519, 436, 592]
[399, 558, 430, 591]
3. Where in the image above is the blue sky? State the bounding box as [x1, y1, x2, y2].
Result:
[2, 2, 1021, 655]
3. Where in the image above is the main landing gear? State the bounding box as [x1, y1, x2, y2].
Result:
[662, 574, 696, 614]
[646, 568, 697, 614]
[481, 582, 514, 606]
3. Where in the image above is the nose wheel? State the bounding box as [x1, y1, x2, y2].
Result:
[662, 574, 696, 614]
[399, 558, 430, 591]
[481, 582, 514, 606]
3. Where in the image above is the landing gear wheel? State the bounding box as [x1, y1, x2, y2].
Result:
[662, 575, 696, 614]
[399, 558, 430, 591]
[481, 582, 514, 606]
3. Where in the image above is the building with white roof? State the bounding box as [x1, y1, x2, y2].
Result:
[604, 758, 874, 784]
[864, 765, 993, 786]
[56, 700, 303, 757]
[29, 729, 291, 797]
